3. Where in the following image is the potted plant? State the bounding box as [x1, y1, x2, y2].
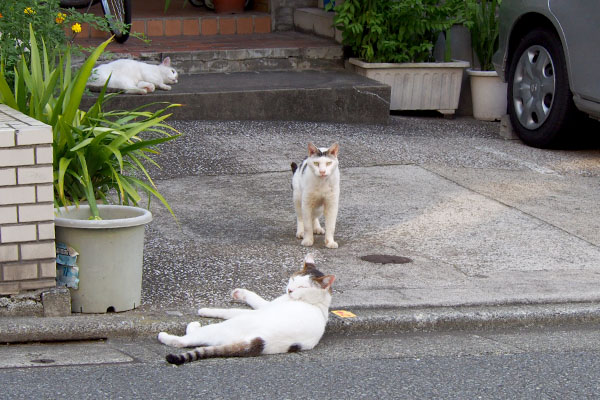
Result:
[0, 26, 180, 313]
[331, 0, 469, 116]
[463, 0, 507, 121]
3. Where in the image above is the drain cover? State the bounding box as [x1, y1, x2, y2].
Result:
[360, 254, 412, 264]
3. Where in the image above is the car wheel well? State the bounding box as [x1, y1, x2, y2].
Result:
[507, 13, 559, 71]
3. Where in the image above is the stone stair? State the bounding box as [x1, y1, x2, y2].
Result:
[77, 6, 391, 124]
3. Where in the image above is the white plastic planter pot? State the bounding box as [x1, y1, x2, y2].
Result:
[467, 69, 508, 121]
[54, 205, 152, 313]
[349, 58, 469, 116]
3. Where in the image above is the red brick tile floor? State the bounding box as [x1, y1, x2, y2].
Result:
[72, 0, 337, 57]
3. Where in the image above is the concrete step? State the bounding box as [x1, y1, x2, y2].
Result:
[144, 43, 344, 75]
[75, 32, 344, 74]
[81, 70, 391, 124]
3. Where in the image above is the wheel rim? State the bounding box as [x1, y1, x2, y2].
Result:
[102, 0, 126, 35]
[512, 45, 556, 130]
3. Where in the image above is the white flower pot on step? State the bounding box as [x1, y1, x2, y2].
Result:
[467, 69, 508, 121]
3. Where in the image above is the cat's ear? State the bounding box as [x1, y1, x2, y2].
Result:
[316, 275, 335, 290]
[328, 143, 339, 158]
[304, 253, 315, 265]
[162, 57, 171, 66]
[308, 143, 318, 156]
[303, 254, 316, 272]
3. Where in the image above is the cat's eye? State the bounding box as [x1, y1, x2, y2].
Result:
[326, 161, 332, 166]
[313, 161, 319, 166]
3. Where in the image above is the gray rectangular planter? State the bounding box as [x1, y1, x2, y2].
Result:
[348, 58, 470, 116]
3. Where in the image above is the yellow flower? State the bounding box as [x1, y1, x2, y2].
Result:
[24, 7, 36, 15]
[71, 23, 82, 33]
[56, 12, 66, 24]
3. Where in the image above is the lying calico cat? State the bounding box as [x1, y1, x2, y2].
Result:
[87, 57, 178, 95]
[291, 143, 340, 248]
[158, 254, 335, 365]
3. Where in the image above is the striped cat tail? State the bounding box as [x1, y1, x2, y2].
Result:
[166, 337, 265, 365]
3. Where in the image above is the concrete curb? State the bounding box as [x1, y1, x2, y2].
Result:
[4, 302, 600, 343]
[326, 303, 600, 335]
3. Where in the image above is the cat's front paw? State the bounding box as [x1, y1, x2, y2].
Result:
[296, 231, 304, 239]
[186, 321, 201, 334]
[158, 332, 184, 348]
[232, 288, 247, 301]
[325, 239, 338, 249]
[157, 331, 168, 344]
[301, 238, 314, 247]
[314, 226, 325, 235]
[197, 307, 219, 318]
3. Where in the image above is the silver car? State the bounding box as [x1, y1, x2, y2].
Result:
[493, 0, 600, 148]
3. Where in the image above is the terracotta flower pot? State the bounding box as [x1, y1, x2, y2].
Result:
[214, 0, 245, 13]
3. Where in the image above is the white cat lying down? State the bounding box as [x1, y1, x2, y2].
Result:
[157, 254, 335, 365]
[87, 57, 178, 95]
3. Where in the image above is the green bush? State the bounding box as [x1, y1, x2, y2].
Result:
[0, 26, 180, 220]
[330, 0, 464, 63]
[462, 0, 501, 71]
[0, 0, 114, 87]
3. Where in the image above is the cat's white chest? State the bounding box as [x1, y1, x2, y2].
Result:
[305, 170, 339, 198]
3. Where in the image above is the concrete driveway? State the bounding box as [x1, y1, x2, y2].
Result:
[140, 115, 600, 317]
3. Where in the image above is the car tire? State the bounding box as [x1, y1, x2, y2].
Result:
[507, 27, 578, 148]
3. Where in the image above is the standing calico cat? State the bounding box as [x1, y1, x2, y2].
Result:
[87, 57, 178, 95]
[157, 254, 335, 365]
[291, 143, 340, 249]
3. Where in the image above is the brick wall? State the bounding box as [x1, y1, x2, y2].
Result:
[0, 104, 56, 295]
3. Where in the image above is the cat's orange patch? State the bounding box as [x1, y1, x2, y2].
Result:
[331, 310, 356, 318]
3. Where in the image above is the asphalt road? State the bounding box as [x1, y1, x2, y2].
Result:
[2, 323, 600, 399]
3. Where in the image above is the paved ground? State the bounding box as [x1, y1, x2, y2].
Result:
[141, 115, 600, 323]
[3, 114, 600, 342]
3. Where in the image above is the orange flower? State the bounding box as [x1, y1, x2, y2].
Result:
[56, 12, 66, 24]
[71, 23, 82, 33]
